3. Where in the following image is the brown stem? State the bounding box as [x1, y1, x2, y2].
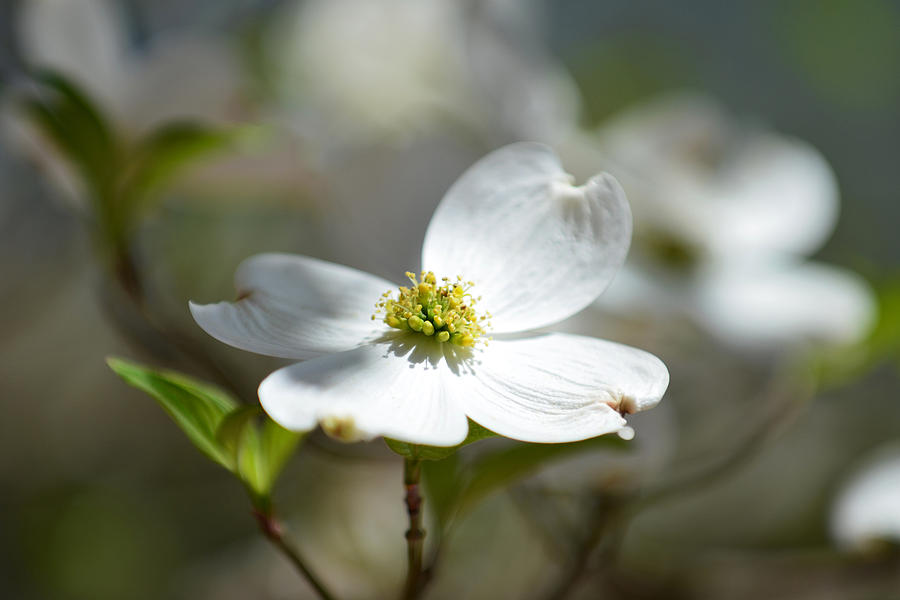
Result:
[402, 458, 426, 600]
[634, 373, 812, 513]
[253, 509, 338, 600]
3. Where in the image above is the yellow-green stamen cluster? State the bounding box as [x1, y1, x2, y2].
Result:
[374, 271, 490, 347]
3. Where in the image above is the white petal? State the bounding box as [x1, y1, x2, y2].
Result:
[190, 253, 394, 359]
[596, 92, 838, 259]
[831, 444, 900, 550]
[259, 338, 469, 446]
[696, 261, 875, 349]
[703, 133, 838, 259]
[422, 143, 632, 333]
[448, 333, 669, 443]
[19, 0, 127, 116]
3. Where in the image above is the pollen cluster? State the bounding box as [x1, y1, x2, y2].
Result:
[375, 271, 490, 346]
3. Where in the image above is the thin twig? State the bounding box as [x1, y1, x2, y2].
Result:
[254, 509, 338, 600]
[633, 373, 812, 513]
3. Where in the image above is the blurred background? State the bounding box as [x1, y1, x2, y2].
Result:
[1, 0, 899, 598]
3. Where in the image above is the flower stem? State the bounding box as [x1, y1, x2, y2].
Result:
[402, 457, 426, 600]
[254, 508, 338, 600]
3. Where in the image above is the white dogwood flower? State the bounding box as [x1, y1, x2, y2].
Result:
[189, 144, 668, 446]
[831, 444, 900, 551]
[566, 93, 874, 350]
[268, 0, 579, 146]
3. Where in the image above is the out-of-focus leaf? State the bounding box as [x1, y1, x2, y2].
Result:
[454, 435, 629, 518]
[107, 357, 237, 469]
[22, 71, 117, 203]
[421, 452, 462, 529]
[423, 430, 630, 531]
[385, 420, 497, 461]
[119, 122, 237, 217]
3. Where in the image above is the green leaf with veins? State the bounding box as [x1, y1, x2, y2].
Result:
[107, 358, 303, 509]
[108, 357, 302, 506]
[107, 357, 237, 469]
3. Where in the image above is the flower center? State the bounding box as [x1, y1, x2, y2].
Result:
[375, 271, 490, 347]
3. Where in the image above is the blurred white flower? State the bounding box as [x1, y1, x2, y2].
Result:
[267, 0, 579, 146]
[566, 93, 875, 350]
[831, 444, 900, 551]
[189, 144, 668, 446]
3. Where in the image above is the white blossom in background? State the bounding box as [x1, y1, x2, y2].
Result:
[831, 444, 900, 551]
[563, 93, 875, 350]
[189, 144, 669, 446]
[266, 0, 579, 147]
[249, 0, 582, 280]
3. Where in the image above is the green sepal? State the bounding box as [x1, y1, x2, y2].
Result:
[384, 420, 497, 461]
[106, 357, 237, 469]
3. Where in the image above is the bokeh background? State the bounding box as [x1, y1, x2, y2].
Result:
[1, 0, 899, 599]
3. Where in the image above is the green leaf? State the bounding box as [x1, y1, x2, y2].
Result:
[215, 405, 261, 460]
[108, 358, 303, 505]
[107, 357, 238, 469]
[215, 406, 303, 506]
[385, 420, 498, 461]
[256, 418, 304, 493]
[22, 71, 118, 204]
[455, 435, 629, 518]
[118, 122, 237, 217]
